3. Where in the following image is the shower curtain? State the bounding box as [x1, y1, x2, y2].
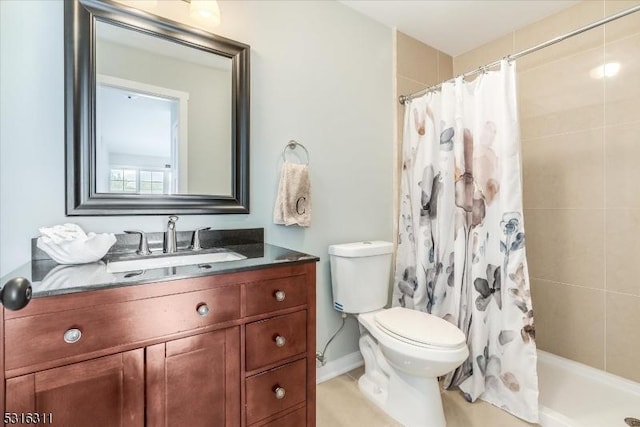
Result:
[393, 60, 538, 422]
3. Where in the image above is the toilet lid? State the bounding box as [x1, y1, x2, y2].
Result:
[374, 307, 466, 348]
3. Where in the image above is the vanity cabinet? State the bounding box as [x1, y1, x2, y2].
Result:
[146, 329, 241, 427]
[6, 350, 144, 427]
[2, 262, 316, 427]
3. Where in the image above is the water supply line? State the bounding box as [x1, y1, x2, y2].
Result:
[316, 313, 348, 366]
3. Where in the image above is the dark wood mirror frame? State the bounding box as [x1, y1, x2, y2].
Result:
[65, 0, 250, 215]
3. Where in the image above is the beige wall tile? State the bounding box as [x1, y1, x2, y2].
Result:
[607, 0, 640, 14]
[605, 122, 640, 208]
[453, 34, 513, 75]
[397, 31, 438, 86]
[397, 78, 426, 107]
[517, 47, 605, 139]
[605, 32, 640, 126]
[514, 1, 604, 71]
[530, 279, 605, 369]
[438, 51, 454, 81]
[522, 129, 604, 209]
[605, 0, 640, 42]
[524, 209, 604, 289]
[605, 292, 640, 382]
[409, 0, 640, 377]
[605, 209, 640, 296]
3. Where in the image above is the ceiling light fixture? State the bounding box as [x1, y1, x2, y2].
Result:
[132, 0, 158, 7]
[182, 0, 221, 26]
[590, 62, 621, 79]
[117, 0, 158, 9]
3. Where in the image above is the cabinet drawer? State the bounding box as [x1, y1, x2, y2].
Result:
[250, 407, 306, 427]
[246, 359, 306, 425]
[245, 275, 307, 316]
[5, 286, 240, 372]
[245, 311, 306, 371]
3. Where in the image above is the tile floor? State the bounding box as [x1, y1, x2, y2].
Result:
[316, 367, 536, 427]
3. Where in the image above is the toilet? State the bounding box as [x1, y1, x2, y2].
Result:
[329, 241, 469, 427]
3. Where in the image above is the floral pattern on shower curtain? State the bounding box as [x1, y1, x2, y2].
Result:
[393, 61, 539, 423]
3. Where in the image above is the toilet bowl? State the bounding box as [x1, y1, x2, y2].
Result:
[328, 241, 468, 427]
[360, 307, 468, 376]
[357, 307, 468, 427]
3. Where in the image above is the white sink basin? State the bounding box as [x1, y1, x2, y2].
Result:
[106, 251, 246, 273]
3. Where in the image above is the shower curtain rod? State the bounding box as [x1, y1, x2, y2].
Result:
[398, 4, 640, 105]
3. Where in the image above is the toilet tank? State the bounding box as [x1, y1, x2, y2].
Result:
[328, 241, 393, 314]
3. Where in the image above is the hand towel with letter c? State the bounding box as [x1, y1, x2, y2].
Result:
[273, 162, 311, 227]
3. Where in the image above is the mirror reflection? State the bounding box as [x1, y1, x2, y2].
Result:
[95, 20, 233, 196]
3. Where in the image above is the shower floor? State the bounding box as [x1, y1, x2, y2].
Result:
[538, 351, 640, 427]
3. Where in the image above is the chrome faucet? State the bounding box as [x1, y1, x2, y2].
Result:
[164, 215, 179, 254]
[124, 230, 151, 255]
[190, 227, 211, 251]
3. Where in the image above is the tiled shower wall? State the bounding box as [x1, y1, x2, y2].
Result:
[453, 0, 640, 382]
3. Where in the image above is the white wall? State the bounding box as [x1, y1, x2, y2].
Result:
[0, 0, 393, 362]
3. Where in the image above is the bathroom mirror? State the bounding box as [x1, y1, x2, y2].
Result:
[65, 0, 250, 215]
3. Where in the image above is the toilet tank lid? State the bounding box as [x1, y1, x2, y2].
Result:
[328, 241, 393, 257]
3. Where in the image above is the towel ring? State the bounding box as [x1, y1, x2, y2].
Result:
[282, 140, 310, 165]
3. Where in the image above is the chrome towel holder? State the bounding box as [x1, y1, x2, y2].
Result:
[282, 140, 310, 165]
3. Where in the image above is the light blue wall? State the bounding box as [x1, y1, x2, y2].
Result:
[0, 0, 393, 361]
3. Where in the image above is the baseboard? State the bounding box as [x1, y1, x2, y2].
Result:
[316, 351, 364, 384]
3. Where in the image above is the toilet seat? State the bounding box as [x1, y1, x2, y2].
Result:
[374, 307, 466, 349]
[358, 308, 469, 368]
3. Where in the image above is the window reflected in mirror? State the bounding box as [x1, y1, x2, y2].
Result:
[95, 20, 233, 196]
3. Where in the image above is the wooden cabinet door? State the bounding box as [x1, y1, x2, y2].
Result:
[5, 349, 144, 427]
[146, 328, 240, 427]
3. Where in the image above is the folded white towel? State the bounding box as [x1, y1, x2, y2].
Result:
[273, 162, 311, 227]
[37, 223, 116, 265]
[39, 223, 87, 244]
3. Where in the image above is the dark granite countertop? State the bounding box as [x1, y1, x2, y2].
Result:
[0, 243, 319, 299]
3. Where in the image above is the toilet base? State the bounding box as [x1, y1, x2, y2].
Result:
[355, 312, 467, 427]
[358, 369, 446, 427]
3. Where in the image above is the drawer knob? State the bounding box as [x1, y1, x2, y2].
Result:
[274, 290, 286, 302]
[196, 303, 210, 317]
[63, 328, 82, 344]
[274, 386, 286, 400]
[274, 335, 286, 347]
